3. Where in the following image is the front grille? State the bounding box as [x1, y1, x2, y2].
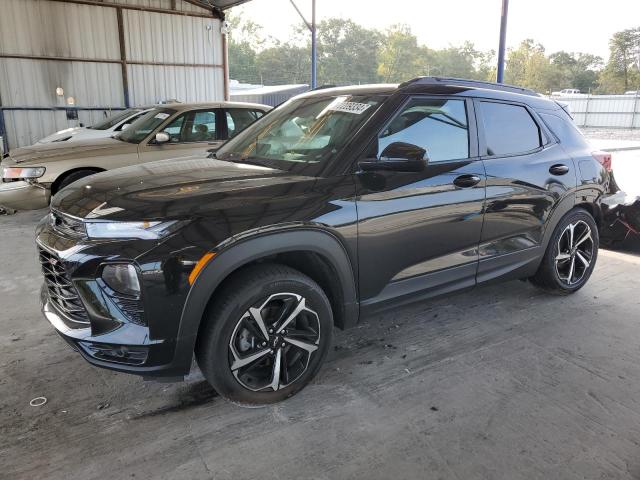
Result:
[50, 210, 86, 238]
[38, 247, 89, 325]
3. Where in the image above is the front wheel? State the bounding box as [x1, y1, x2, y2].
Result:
[531, 209, 599, 294]
[196, 264, 333, 405]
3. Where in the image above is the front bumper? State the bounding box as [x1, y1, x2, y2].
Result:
[41, 288, 187, 376]
[0, 180, 50, 210]
[36, 218, 198, 378]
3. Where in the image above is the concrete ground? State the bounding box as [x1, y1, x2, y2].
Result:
[1, 209, 640, 480]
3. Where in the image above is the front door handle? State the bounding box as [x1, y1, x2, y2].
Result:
[453, 174, 481, 188]
[549, 164, 570, 175]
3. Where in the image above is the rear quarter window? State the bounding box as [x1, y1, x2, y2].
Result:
[480, 101, 541, 156]
[538, 112, 589, 149]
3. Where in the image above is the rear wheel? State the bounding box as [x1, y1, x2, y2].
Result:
[531, 209, 598, 294]
[196, 264, 333, 405]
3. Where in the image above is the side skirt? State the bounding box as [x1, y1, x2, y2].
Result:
[360, 263, 477, 317]
[476, 246, 543, 285]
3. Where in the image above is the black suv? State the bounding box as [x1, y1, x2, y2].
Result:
[36, 78, 607, 404]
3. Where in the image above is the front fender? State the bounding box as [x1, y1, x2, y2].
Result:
[170, 228, 359, 375]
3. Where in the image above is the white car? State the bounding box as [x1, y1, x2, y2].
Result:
[551, 89, 582, 96]
[36, 108, 151, 144]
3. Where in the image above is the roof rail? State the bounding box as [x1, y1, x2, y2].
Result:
[399, 76, 539, 97]
[311, 84, 337, 91]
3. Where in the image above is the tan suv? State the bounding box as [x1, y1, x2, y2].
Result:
[0, 101, 270, 211]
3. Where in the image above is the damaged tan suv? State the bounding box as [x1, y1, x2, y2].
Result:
[0, 101, 269, 211]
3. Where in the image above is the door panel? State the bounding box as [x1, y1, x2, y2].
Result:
[356, 162, 486, 307]
[355, 95, 485, 309]
[475, 100, 577, 281]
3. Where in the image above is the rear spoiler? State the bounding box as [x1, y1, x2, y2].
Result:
[555, 100, 573, 119]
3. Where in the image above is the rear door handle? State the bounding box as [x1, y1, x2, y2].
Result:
[549, 164, 570, 175]
[453, 174, 481, 188]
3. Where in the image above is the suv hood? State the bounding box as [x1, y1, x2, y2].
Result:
[7, 137, 134, 164]
[52, 156, 315, 221]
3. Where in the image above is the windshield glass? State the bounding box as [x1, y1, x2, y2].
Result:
[91, 109, 142, 130]
[216, 95, 383, 166]
[117, 108, 176, 144]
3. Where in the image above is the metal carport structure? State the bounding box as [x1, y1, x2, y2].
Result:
[0, 0, 249, 152]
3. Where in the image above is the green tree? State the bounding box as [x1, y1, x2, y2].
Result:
[316, 18, 382, 85]
[549, 51, 602, 92]
[255, 43, 311, 85]
[599, 28, 640, 92]
[505, 39, 559, 93]
[227, 14, 264, 83]
[425, 42, 493, 80]
[377, 25, 425, 82]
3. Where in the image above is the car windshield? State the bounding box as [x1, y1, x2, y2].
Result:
[117, 108, 176, 144]
[216, 95, 383, 167]
[90, 109, 142, 130]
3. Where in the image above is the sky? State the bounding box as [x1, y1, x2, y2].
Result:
[230, 0, 640, 60]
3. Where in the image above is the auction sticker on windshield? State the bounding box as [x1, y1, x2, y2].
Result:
[328, 102, 372, 115]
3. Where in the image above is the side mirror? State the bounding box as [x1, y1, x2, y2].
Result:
[121, 123, 131, 131]
[154, 132, 171, 144]
[359, 142, 427, 172]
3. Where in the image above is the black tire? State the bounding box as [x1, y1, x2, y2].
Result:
[55, 170, 98, 193]
[195, 263, 333, 406]
[530, 208, 599, 295]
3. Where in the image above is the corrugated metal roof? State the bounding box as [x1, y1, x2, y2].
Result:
[192, 0, 254, 9]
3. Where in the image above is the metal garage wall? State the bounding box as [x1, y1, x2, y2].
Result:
[0, 0, 124, 148]
[123, 10, 223, 105]
[0, 0, 224, 151]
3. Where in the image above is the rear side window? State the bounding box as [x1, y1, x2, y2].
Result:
[226, 109, 264, 139]
[480, 102, 541, 156]
[378, 98, 469, 162]
[539, 112, 589, 149]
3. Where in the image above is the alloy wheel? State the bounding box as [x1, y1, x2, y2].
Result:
[228, 293, 321, 392]
[554, 220, 594, 286]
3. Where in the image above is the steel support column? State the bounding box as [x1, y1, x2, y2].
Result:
[116, 7, 131, 108]
[311, 0, 317, 88]
[496, 0, 509, 83]
[289, 0, 317, 88]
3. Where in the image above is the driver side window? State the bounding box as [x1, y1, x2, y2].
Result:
[162, 114, 186, 142]
[159, 110, 218, 143]
[378, 98, 469, 162]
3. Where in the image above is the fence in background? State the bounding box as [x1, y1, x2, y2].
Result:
[554, 94, 640, 129]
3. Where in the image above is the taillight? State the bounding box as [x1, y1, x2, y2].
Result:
[592, 150, 612, 172]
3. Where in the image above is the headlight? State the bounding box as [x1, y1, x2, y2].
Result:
[85, 220, 185, 240]
[2, 166, 46, 179]
[102, 264, 141, 297]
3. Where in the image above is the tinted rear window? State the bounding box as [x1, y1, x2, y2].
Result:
[480, 102, 541, 156]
